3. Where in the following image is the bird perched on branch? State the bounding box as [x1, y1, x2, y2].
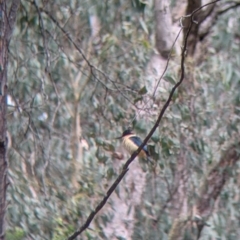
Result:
[116, 129, 153, 164]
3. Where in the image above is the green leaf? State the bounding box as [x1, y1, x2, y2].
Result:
[131, 0, 146, 12]
[107, 168, 114, 180]
[139, 18, 148, 34]
[6, 228, 25, 240]
[95, 138, 104, 146]
[138, 86, 147, 95]
[98, 155, 108, 164]
[151, 135, 160, 143]
[103, 143, 115, 152]
[134, 96, 143, 103]
[164, 75, 176, 85]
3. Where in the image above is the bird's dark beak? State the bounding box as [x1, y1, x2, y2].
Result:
[115, 136, 122, 139]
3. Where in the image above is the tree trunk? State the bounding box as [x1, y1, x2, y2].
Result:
[183, 0, 202, 56]
[0, 2, 8, 238]
[0, 1, 20, 239]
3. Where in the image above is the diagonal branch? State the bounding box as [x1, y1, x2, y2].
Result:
[168, 140, 240, 240]
[66, 26, 184, 238]
[199, 1, 240, 41]
[218, 1, 240, 15]
[195, 140, 240, 238]
[66, 2, 220, 240]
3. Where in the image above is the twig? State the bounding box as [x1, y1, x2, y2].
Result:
[6, 0, 21, 40]
[32, 0, 50, 72]
[152, 27, 183, 98]
[37, 6, 147, 109]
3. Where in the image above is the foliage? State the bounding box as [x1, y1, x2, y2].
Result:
[6, 227, 25, 240]
[6, 0, 240, 239]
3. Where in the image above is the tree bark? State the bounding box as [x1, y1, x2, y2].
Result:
[0, 2, 8, 238]
[0, 1, 20, 239]
[154, 0, 174, 58]
[183, 0, 202, 56]
[102, 158, 147, 239]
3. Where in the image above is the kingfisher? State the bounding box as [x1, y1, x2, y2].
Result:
[116, 129, 153, 164]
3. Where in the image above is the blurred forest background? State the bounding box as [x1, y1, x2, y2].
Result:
[3, 0, 240, 239]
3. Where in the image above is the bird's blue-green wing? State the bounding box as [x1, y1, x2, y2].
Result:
[129, 136, 149, 155]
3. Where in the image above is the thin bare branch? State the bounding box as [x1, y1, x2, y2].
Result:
[6, 0, 21, 40]
[32, 0, 50, 72]
[218, 1, 240, 15]
[199, 1, 240, 41]
[198, 2, 216, 25]
[152, 27, 182, 98]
